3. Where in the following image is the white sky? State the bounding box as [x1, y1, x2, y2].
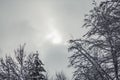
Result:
[0, 0, 98, 78]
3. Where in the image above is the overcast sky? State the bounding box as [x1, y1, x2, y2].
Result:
[0, 0, 96, 78]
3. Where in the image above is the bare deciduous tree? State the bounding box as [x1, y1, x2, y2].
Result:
[69, 0, 120, 80]
[54, 72, 68, 80]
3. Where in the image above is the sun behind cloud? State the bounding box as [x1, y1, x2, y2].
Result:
[46, 30, 62, 44]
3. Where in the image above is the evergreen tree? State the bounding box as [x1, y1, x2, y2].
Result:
[0, 45, 46, 80]
[25, 52, 46, 80]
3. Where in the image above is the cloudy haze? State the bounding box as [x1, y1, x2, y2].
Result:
[0, 0, 94, 78]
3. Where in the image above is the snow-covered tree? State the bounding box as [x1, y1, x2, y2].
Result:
[25, 52, 46, 80]
[0, 45, 46, 80]
[69, 0, 120, 80]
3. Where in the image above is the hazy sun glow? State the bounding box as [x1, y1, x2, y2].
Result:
[46, 30, 62, 44]
[45, 17, 63, 44]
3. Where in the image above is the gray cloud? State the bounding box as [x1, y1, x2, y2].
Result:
[0, 0, 94, 78]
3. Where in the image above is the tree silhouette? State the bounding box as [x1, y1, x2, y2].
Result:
[0, 45, 46, 80]
[69, 0, 120, 80]
[25, 52, 46, 80]
[54, 72, 68, 80]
